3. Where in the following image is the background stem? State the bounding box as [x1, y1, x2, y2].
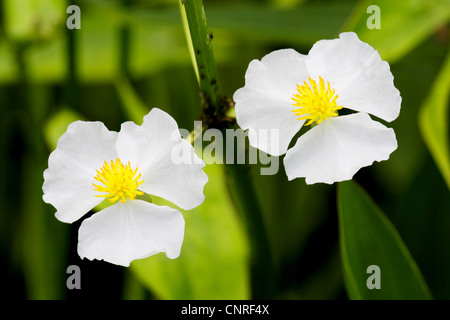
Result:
[66, 14, 78, 111]
[224, 161, 276, 299]
[119, 0, 132, 78]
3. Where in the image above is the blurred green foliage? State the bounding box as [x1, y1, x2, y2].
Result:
[0, 0, 449, 300]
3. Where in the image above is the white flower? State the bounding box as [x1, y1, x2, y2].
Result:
[43, 108, 208, 267]
[233, 32, 401, 184]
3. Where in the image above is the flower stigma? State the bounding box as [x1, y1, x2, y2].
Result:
[292, 76, 343, 126]
[93, 158, 144, 203]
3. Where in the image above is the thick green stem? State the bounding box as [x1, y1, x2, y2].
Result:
[180, 0, 275, 299]
[180, 0, 224, 119]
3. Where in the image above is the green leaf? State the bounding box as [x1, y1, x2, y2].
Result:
[338, 180, 432, 300]
[345, 0, 450, 63]
[419, 50, 450, 190]
[43, 108, 85, 150]
[130, 164, 249, 299]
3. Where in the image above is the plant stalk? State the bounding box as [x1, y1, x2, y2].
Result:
[180, 0, 276, 299]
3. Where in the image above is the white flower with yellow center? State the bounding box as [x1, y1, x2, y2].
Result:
[43, 108, 208, 267]
[233, 32, 401, 184]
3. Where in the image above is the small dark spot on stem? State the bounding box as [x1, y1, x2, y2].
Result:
[208, 32, 214, 40]
[199, 64, 204, 69]
[200, 73, 205, 80]
[210, 78, 217, 85]
[196, 49, 201, 55]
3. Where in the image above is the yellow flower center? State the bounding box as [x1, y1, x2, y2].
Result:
[93, 158, 144, 203]
[291, 76, 343, 126]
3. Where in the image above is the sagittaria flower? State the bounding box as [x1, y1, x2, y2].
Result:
[43, 108, 208, 267]
[233, 32, 401, 184]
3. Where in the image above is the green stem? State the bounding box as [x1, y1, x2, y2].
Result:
[180, 0, 224, 119]
[119, 0, 132, 77]
[180, 0, 275, 299]
[15, 42, 67, 299]
[224, 162, 276, 299]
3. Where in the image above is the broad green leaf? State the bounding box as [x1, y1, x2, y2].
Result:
[419, 50, 450, 190]
[130, 164, 249, 299]
[338, 180, 431, 300]
[345, 0, 450, 63]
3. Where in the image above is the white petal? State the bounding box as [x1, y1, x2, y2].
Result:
[43, 121, 118, 223]
[241, 48, 309, 100]
[77, 200, 185, 267]
[142, 139, 208, 210]
[284, 113, 397, 184]
[306, 32, 401, 122]
[233, 49, 307, 156]
[115, 108, 178, 169]
[116, 108, 208, 210]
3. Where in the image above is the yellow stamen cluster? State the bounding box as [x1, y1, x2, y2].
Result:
[292, 76, 342, 126]
[93, 158, 144, 203]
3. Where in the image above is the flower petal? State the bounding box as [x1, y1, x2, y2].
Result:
[116, 108, 208, 210]
[142, 139, 208, 210]
[77, 200, 185, 267]
[43, 121, 118, 223]
[284, 113, 397, 184]
[233, 49, 307, 156]
[306, 32, 401, 122]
